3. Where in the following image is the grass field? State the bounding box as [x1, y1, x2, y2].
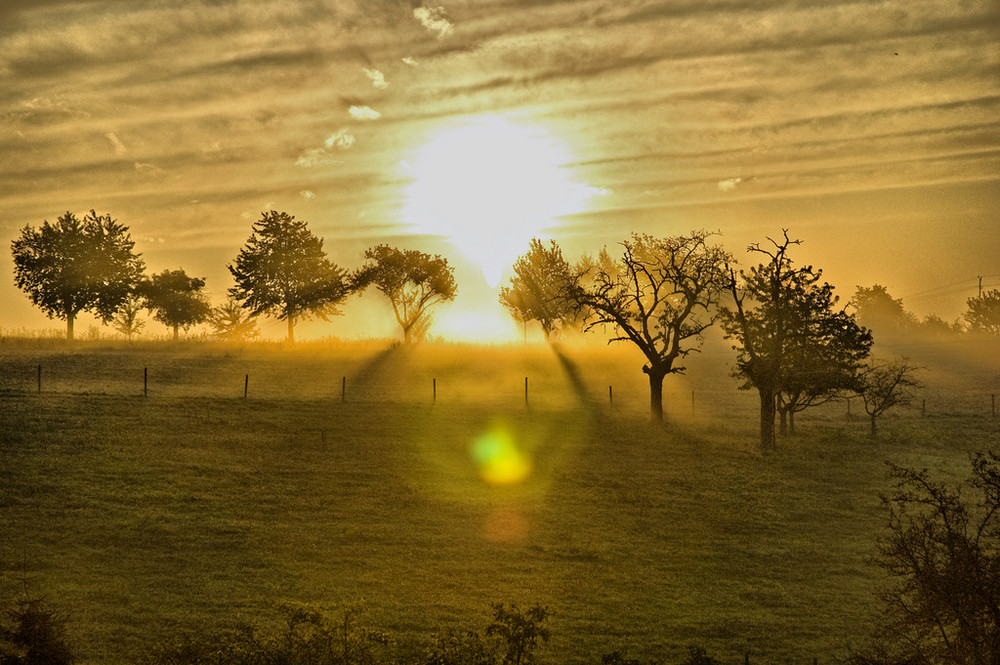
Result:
[1, 335, 998, 663]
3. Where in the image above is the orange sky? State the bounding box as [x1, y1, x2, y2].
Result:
[2, 1, 998, 340]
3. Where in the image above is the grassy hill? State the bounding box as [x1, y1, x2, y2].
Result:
[0, 336, 997, 663]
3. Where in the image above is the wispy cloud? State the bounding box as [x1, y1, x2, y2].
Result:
[300, 190, 315, 199]
[413, 6, 454, 39]
[348, 105, 381, 121]
[718, 177, 742, 192]
[325, 128, 356, 149]
[295, 148, 342, 168]
[402, 56, 419, 67]
[363, 67, 388, 89]
[105, 132, 126, 156]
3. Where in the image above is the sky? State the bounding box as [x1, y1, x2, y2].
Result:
[2, 0, 998, 341]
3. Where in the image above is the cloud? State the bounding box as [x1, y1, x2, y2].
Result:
[402, 56, 419, 67]
[718, 177, 743, 191]
[105, 132, 126, 156]
[363, 67, 388, 89]
[348, 105, 381, 120]
[295, 148, 343, 167]
[134, 162, 165, 177]
[325, 128, 355, 149]
[413, 6, 453, 39]
[300, 190, 316, 199]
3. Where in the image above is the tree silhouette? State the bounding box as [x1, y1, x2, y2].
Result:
[210, 296, 261, 343]
[722, 231, 872, 449]
[965, 288, 1000, 335]
[228, 211, 350, 343]
[354, 245, 457, 344]
[569, 231, 731, 422]
[852, 284, 916, 342]
[141, 268, 211, 341]
[111, 296, 145, 341]
[11, 210, 145, 340]
[857, 357, 922, 437]
[499, 239, 577, 340]
[851, 453, 1000, 664]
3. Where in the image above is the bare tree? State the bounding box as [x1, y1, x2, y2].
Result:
[354, 245, 457, 344]
[110, 296, 145, 341]
[210, 296, 261, 343]
[568, 231, 731, 422]
[851, 453, 1000, 664]
[857, 357, 922, 437]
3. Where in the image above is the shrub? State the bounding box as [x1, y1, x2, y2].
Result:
[0, 595, 75, 665]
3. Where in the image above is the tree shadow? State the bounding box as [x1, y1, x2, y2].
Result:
[551, 344, 602, 416]
[350, 343, 411, 401]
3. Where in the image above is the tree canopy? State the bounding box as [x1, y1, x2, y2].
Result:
[965, 288, 1000, 335]
[354, 245, 457, 343]
[10, 210, 146, 340]
[852, 284, 916, 341]
[722, 231, 872, 449]
[499, 238, 577, 340]
[568, 230, 731, 422]
[141, 268, 212, 340]
[228, 211, 350, 343]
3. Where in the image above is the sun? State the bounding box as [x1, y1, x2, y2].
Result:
[401, 115, 595, 288]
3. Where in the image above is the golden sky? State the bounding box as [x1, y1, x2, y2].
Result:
[2, 0, 998, 339]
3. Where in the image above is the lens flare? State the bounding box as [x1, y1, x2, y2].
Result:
[470, 423, 531, 486]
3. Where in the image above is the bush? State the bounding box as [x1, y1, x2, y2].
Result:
[0, 594, 75, 665]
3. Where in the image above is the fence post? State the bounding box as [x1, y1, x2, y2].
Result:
[144, 367, 148, 397]
[524, 376, 528, 407]
[244, 374, 248, 399]
[609, 385, 613, 407]
[433, 378, 437, 404]
[37, 364, 41, 394]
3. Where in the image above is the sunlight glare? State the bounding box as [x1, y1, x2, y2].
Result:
[402, 115, 595, 288]
[471, 422, 531, 486]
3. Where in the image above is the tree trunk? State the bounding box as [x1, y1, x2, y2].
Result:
[172, 324, 179, 341]
[778, 408, 788, 436]
[66, 313, 75, 341]
[870, 414, 878, 437]
[645, 366, 666, 423]
[759, 389, 776, 450]
[403, 324, 412, 344]
[287, 315, 295, 344]
[788, 410, 796, 435]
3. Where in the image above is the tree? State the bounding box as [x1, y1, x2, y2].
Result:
[228, 211, 350, 344]
[209, 296, 261, 343]
[110, 296, 145, 341]
[965, 288, 1000, 335]
[11, 210, 145, 340]
[857, 357, 922, 437]
[354, 245, 457, 344]
[568, 231, 731, 422]
[721, 231, 872, 450]
[140, 269, 211, 341]
[499, 239, 577, 340]
[853, 284, 916, 340]
[851, 453, 1000, 664]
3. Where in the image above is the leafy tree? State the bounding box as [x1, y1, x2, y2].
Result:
[853, 284, 916, 340]
[965, 288, 1000, 335]
[209, 296, 261, 343]
[499, 239, 576, 340]
[11, 210, 145, 340]
[110, 296, 145, 341]
[857, 357, 922, 437]
[851, 453, 1000, 664]
[721, 231, 872, 450]
[569, 231, 731, 422]
[354, 245, 457, 343]
[228, 211, 350, 344]
[485, 603, 551, 665]
[140, 269, 211, 341]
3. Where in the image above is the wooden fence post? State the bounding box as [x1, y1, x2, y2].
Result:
[524, 376, 528, 407]
[433, 378, 437, 404]
[244, 374, 248, 399]
[342, 376, 346, 402]
[144, 367, 148, 397]
[609, 385, 613, 407]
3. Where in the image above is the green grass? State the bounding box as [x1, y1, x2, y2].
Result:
[1, 336, 998, 663]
